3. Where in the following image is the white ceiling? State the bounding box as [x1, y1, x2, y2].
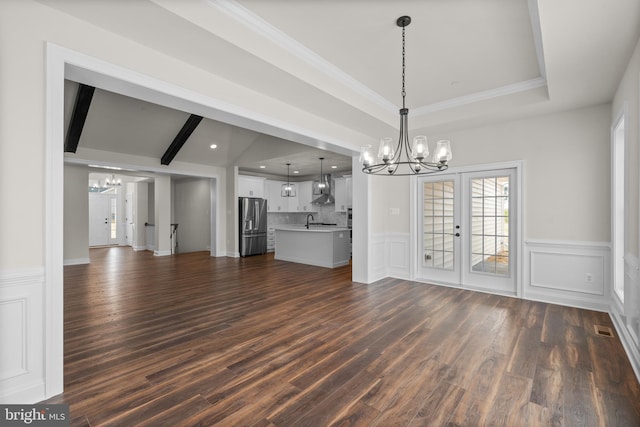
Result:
[51, 0, 640, 179]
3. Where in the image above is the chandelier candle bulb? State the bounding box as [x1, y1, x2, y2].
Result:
[412, 135, 428, 160]
[359, 145, 373, 167]
[433, 140, 453, 164]
[378, 137, 394, 163]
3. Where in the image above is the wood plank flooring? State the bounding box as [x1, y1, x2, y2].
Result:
[43, 247, 640, 426]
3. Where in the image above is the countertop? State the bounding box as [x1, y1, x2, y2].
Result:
[274, 225, 350, 233]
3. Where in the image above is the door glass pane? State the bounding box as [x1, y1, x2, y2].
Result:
[422, 180, 455, 270]
[470, 176, 510, 276]
[110, 198, 117, 240]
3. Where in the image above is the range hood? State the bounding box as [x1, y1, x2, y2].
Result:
[312, 174, 335, 205]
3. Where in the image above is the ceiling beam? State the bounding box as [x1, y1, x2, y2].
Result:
[64, 84, 95, 153]
[161, 114, 203, 165]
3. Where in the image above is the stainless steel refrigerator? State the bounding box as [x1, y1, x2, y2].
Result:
[239, 197, 268, 257]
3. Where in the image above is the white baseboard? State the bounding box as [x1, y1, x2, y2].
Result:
[132, 245, 147, 252]
[63, 257, 89, 266]
[153, 250, 171, 257]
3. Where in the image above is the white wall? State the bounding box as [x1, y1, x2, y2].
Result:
[173, 178, 211, 253]
[63, 164, 89, 264]
[373, 104, 611, 242]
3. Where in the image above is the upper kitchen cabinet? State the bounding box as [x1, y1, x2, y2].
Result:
[267, 180, 297, 212]
[334, 177, 352, 212]
[296, 181, 315, 212]
[266, 179, 316, 212]
[238, 175, 265, 198]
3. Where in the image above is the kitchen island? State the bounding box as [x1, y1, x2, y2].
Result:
[274, 226, 350, 268]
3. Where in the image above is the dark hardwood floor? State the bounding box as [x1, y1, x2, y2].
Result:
[43, 247, 640, 426]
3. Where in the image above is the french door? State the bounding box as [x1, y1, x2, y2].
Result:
[418, 168, 517, 295]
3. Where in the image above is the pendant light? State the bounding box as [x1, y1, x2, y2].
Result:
[281, 163, 296, 197]
[359, 16, 452, 176]
[313, 157, 328, 195]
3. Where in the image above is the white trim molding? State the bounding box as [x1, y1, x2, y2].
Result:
[0, 268, 45, 403]
[368, 233, 411, 282]
[524, 239, 611, 311]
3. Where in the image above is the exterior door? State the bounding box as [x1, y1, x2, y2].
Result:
[89, 193, 118, 246]
[418, 168, 517, 295]
[461, 169, 516, 294]
[418, 174, 461, 285]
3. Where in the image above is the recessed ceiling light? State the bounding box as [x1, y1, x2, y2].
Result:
[331, 165, 338, 169]
[210, 144, 217, 149]
[293, 170, 300, 174]
[259, 165, 266, 169]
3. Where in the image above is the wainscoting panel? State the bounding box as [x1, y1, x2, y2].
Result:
[525, 240, 610, 311]
[611, 253, 640, 381]
[369, 234, 387, 283]
[386, 233, 411, 280]
[623, 253, 640, 349]
[0, 268, 45, 403]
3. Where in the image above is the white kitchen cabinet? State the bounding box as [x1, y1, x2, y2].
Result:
[267, 227, 275, 252]
[238, 175, 265, 198]
[296, 181, 316, 212]
[334, 177, 352, 212]
[266, 180, 284, 212]
[266, 180, 298, 212]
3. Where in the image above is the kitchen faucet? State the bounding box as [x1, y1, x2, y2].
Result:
[306, 213, 314, 229]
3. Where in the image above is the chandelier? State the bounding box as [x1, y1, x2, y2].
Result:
[359, 16, 452, 176]
[105, 174, 121, 187]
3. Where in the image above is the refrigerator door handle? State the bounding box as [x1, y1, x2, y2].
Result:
[254, 200, 260, 231]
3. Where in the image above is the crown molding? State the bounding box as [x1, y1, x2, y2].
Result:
[527, 0, 547, 79]
[208, 0, 396, 114]
[412, 77, 547, 116]
[209, 0, 548, 119]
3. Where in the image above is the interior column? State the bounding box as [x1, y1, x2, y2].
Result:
[154, 174, 172, 256]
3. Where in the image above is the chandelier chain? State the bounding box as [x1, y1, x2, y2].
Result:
[401, 25, 406, 108]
